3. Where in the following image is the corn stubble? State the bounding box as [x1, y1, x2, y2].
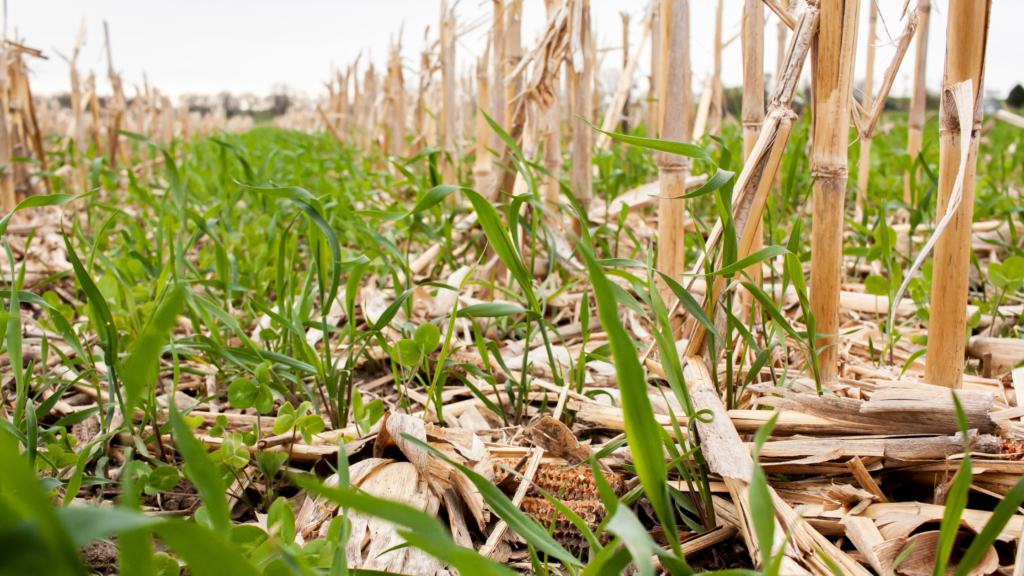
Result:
[925, 0, 993, 389]
[5, 1, 1024, 576]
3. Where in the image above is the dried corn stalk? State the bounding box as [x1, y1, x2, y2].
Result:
[808, 0, 862, 387]
[440, 0, 457, 184]
[474, 44, 493, 183]
[905, 0, 931, 203]
[595, 4, 653, 150]
[710, 0, 724, 137]
[569, 0, 593, 230]
[541, 0, 562, 219]
[741, 0, 766, 310]
[681, 2, 819, 361]
[925, 0, 993, 388]
[855, 0, 876, 214]
[387, 40, 406, 158]
[655, 0, 692, 302]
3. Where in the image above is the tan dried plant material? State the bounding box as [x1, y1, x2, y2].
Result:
[825, 483, 876, 506]
[491, 458, 624, 501]
[925, 0, 994, 387]
[891, 80, 978, 342]
[656, 1, 818, 364]
[594, 3, 653, 149]
[968, 337, 1024, 376]
[521, 497, 608, 550]
[526, 416, 592, 466]
[749, 381, 998, 436]
[344, 461, 445, 574]
[839, 516, 887, 576]
[894, 530, 998, 576]
[295, 473, 341, 544]
[491, 456, 621, 549]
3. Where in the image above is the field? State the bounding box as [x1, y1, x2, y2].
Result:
[4, 0, 1024, 575]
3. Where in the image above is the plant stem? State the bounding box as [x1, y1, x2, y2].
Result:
[655, 0, 692, 307]
[809, 0, 861, 388]
[905, 0, 931, 204]
[989, 287, 1008, 338]
[924, 0, 992, 388]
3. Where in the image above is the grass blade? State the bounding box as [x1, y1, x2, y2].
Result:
[934, 392, 974, 576]
[167, 405, 230, 537]
[579, 245, 688, 562]
[691, 246, 790, 278]
[463, 188, 536, 309]
[151, 520, 261, 576]
[750, 414, 780, 569]
[0, 190, 95, 236]
[121, 286, 185, 413]
[357, 184, 462, 221]
[0, 433, 85, 575]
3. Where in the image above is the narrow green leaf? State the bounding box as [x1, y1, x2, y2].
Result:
[604, 504, 658, 576]
[152, 520, 261, 576]
[658, 271, 723, 347]
[119, 448, 156, 576]
[371, 287, 415, 331]
[0, 433, 85, 575]
[690, 246, 790, 278]
[167, 405, 230, 537]
[952, 475, 1024, 576]
[580, 246, 688, 561]
[0, 290, 87, 359]
[899, 349, 928, 379]
[597, 258, 648, 268]
[357, 184, 462, 221]
[582, 118, 714, 163]
[933, 392, 973, 576]
[0, 191, 94, 236]
[456, 302, 532, 318]
[62, 225, 119, 367]
[750, 414, 779, 569]
[741, 281, 804, 342]
[463, 189, 536, 310]
[121, 286, 186, 414]
[482, 111, 527, 164]
[651, 167, 735, 200]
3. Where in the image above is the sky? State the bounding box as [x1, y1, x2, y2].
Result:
[12, 1, 1024, 103]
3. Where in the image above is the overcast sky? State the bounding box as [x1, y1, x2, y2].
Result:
[12, 1, 1024, 102]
